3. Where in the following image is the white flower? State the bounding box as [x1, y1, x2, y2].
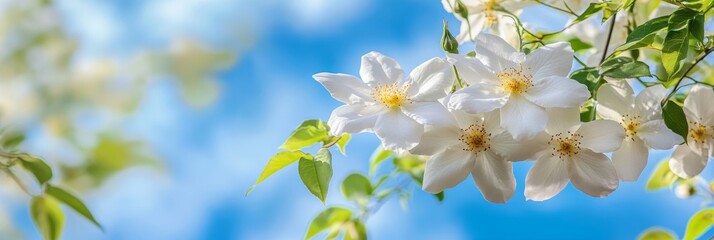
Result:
[314, 52, 453, 151]
[524, 107, 624, 201]
[413, 109, 533, 203]
[441, 0, 525, 46]
[597, 82, 683, 181]
[669, 85, 714, 178]
[447, 33, 590, 140]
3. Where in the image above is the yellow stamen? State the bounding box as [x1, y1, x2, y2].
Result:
[498, 66, 533, 95]
[548, 131, 583, 159]
[621, 114, 642, 141]
[688, 120, 713, 144]
[459, 123, 492, 153]
[371, 82, 410, 109]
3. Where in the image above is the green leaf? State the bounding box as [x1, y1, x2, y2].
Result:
[569, 68, 599, 93]
[394, 155, 426, 185]
[689, 14, 704, 44]
[305, 207, 352, 239]
[684, 208, 714, 240]
[246, 150, 308, 195]
[299, 148, 333, 204]
[569, 38, 593, 52]
[336, 134, 351, 155]
[600, 57, 651, 79]
[638, 228, 677, 240]
[646, 159, 679, 191]
[618, 15, 669, 52]
[30, 196, 64, 240]
[18, 154, 53, 185]
[344, 220, 367, 240]
[662, 101, 689, 143]
[580, 102, 594, 122]
[280, 120, 329, 151]
[574, 3, 605, 24]
[45, 185, 102, 230]
[0, 131, 25, 150]
[369, 147, 393, 176]
[662, 8, 698, 76]
[341, 173, 372, 205]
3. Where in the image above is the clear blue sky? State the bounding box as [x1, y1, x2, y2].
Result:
[12, 0, 712, 239]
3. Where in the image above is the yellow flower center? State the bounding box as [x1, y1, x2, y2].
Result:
[482, 0, 498, 27]
[459, 123, 492, 153]
[688, 121, 713, 144]
[548, 131, 583, 159]
[371, 82, 411, 109]
[621, 114, 642, 140]
[498, 66, 533, 95]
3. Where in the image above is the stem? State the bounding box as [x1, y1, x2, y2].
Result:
[323, 136, 343, 148]
[590, 13, 618, 121]
[534, 0, 578, 17]
[3, 168, 34, 196]
[599, 13, 618, 65]
[660, 48, 714, 106]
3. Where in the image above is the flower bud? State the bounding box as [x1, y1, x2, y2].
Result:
[441, 20, 459, 54]
[675, 183, 696, 199]
[454, 0, 469, 19]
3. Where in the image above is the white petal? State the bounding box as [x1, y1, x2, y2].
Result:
[670, 144, 709, 179]
[568, 149, 619, 198]
[684, 85, 714, 125]
[545, 107, 581, 135]
[638, 120, 684, 149]
[422, 149, 475, 193]
[402, 102, 455, 126]
[447, 84, 508, 114]
[471, 150, 516, 203]
[313, 73, 372, 104]
[500, 96, 547, 140]
[474, 33, 520, 70]
[634, 84, 666, 122]
[456, 14, 485, 43]
[612, 138, 648, 181]
[447, 54, 499, 85]
[525, 153, 570, 201]
[327, 104, 383, 136]
[525, 42, 573, 79]
[596, 82, 634, 121]
[577, 120, 626, 153]
[523, 76, 590, 108]
[374, 110, 423, 151]
[359, 52, 404, 86]
[490, 131, 535, 161]
[406, 57, 452, 101]
[410, 125, 462, 156]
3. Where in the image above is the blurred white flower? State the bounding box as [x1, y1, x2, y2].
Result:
[674, 182, 695, 199]
[413, 109, 533, 203]
[314, 52, 453, 151]
[441, 0, 526, 47]
[447, 33, 589, 140]
[524, 107, 624, 201]
[597, 82, 683, 181]
[670, 85, 714, 178]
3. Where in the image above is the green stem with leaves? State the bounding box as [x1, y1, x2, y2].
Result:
[660, 47, 714, 106]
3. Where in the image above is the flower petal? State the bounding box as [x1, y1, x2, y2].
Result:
[455, 14, 486, 43]
[374, 110, 423, 151]
[471, 150, 516, 203]
[407, 58, 452, 101]
[577, 120, 626, 153]
[500, 96, 547, 140]
[634, 84, 666, 122]
[328, 104, 383, 136]
[568, 149, 619, 198]
[447, 84, 508, 114]
[638, 119, 684, 149]
[410, 125, 462, 156]
[422, 149, 475, 193]
[525, 152, 570, 201]
[545, 107, 581, 135]
[670, 144, 708, 179]
[402, 102, 455, 126]
[474, 33, 521, 70]
[612, 138, 648, 181]
[523, 76, 590, 108]
[359, 51, 404, 86]
[313, 73, 372, 104]
[490, 131, 536, 161]
[525, 42, 573, 79]
[684, 85, 714, 125]
[447, 54, 499, 85]
[596, 82, 634, 121]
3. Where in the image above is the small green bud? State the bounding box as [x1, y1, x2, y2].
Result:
[454, 0, 469, 19]
[441, 20, 459, 54]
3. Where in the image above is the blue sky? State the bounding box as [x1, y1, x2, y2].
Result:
[10, 0, 712, 239]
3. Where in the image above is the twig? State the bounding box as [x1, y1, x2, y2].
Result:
[660, 48, 714, 106]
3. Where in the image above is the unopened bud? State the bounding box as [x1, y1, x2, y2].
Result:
[441, 20, 459, 54]
[454, 0, 469, 19]
[675, 183, 696, 199]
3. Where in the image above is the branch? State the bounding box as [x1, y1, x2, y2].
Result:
[660, 48, 714, 106]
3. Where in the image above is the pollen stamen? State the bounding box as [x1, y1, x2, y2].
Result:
[498, 66, 533, 95]
[371, 82, 411, 109]
[547, 131, 583, 159]
[621, 114, 642, 141]
[459, 123, 492, 153]
[688, 119, 713, 144]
